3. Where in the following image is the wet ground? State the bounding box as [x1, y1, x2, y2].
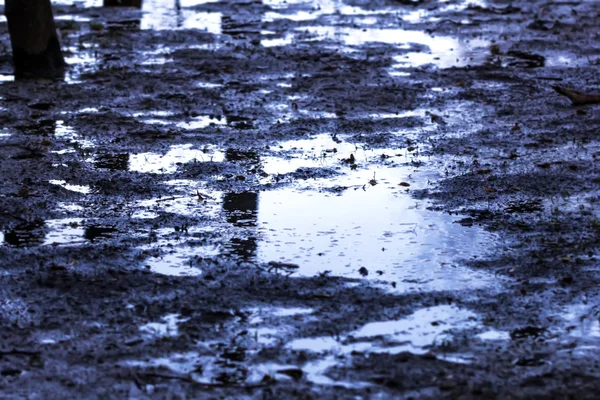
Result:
[1, 0, 600, 398]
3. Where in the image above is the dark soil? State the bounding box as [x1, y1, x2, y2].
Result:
[1, 0, 600, 398]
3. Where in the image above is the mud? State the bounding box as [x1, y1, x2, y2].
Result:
[1, 0, 600, 398]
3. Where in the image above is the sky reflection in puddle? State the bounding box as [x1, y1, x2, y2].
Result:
[140, 114, 226, 130]
[286, 305, 481, 368]
[295, 26, 488, 69]
[129, 144, 225, 174]
[141, 0, 221, 32]
[49, 180, 92, 195]
[288, 305, 478, 356]
[130, 133, 499, 293]
[142, 246, 219, 276]
[260, 22, 489, 69]
[263, 0, 397, 22]
[140, 313, 189, 338]
[254, 186, 496, 291]
[124, 304, 483, 388]
[0, 217, 121, 247]
[563, 304, 600, 338]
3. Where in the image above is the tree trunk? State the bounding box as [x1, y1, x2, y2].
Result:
[5, 0, 65, 79]
[103, 0, 143, 8]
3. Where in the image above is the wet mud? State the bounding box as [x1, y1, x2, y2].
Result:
[1, 0, 600, 398]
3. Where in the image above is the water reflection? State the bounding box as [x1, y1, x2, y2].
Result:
[131, 133, 499, 291]
[1, 219, 121, 247]
[254, 185, 496, 291]
[297, 26, 488, 69]
[93, 153, 130, 171]
[3, 221, 46, 247]
[223, 192, 259, 260]
[288, 305, 479, 356]
[141, 0, 222, 32]
[129, 144, 224, 174]
[84, 225, 118, 242]
[223, 192, 259, 228]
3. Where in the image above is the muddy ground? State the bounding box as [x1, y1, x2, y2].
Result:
[1, 0, 600, 398]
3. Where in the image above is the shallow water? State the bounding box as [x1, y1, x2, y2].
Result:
[2, 130, 499, 295]
[288, 304, 480, 354]
[129, 144, 225, 174]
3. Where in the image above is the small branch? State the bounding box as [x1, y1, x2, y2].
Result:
[553, 86, 600, 105]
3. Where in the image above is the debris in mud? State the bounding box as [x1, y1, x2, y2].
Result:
[502, 50, 545, 68]
[553, 86, 600, 105]
[510, 326, 547, 340]
[1, 0, 600, 398]
[267, 261, 300, 273]
[504, 199, 543, 214]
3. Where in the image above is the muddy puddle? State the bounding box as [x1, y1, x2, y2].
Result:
[1, 131, 501, 295]
[126, 303, 506, 388]
[5, 0, 600, 395]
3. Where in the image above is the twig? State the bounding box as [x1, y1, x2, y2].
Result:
[553, 86, 600, 105]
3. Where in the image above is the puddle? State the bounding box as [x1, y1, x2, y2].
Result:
[2, 221, 47, 247]
[129, 144, 225, 174]
[176, 116, 227, 130]
[140, 314, 189, 338]
[55, 15, 92, 22]
[133, 111, 175, 118]
[64, 50, 98, 84]
[139, 115, 226, 130]
[125, 352, 201, 375]
[289, 305, 478, 356]
[477, 330, 511, 341]
[44, 218, 86, 246]
[135, 190, 222, 219]
[291, 26, 488, 69]
[263, 0, 393, 22]
[54, 120, 77, 140]
[49, 180, 92, 194]
[141, 0, 221, 33]
[135, 134, 500, 292]
[125, 349, 364, 388]
[141, 225, 223, 276]
[196, 82, 223, 88]
[143, 248, 217, 276]
[58, 203, 85, 212]
[563, 304, 600, 338]
[272, 307, 314, 317]
[52, 120, 95, 148]
[77, 107, 100, 114]
[261, 133, 398, 176]
[259, 23, 489, 69]
[0, 74, 15, 83]
[0, 218, 122, 247]
[253, 186, 497, 291]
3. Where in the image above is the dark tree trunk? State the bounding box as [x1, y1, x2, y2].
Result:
[5, 0, 65, 79]
[103, 0, 142, 8]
